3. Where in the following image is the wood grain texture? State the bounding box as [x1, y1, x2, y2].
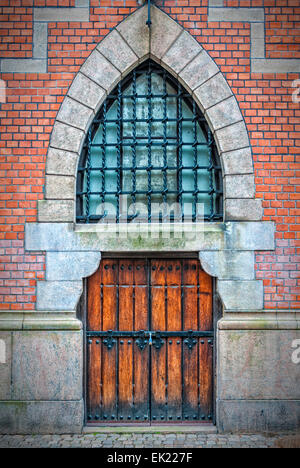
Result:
[86, 257, 213, 423]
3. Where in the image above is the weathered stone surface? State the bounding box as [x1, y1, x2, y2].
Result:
[117, 6, 149, 60]
[46, 251, 101, 281]
[0, 313, 23, 331]
[215, 121, 250, 154]
[25, 222, 226, 252]
[218, 312, 300, 330]
[81, 50, 120, 93]
[179, 50, 219, 92]
[224, 199, 263, 221]
[193, 73, 232, 113]
[22, 313, 82, 331]
[209, 0, 223, 5]
[205, 96, 243, 131]
[252, 59, 300, 74]
[208, 7, 264, 22]
[251, 23, 265, 59]
[218, 330, 300, 400]
[225, 221, 275, 251]
[200, 251, 254, 280]
[12, 331, 82, 401]
[45, 175, 75, 200]
[68, 72, 106, 112]
[34, 7, 89, 21]
[0, 333, 11, 400]
[50, 121, 84, 154]
[33, 23, 48, 59]
[0, 59, 46, 74]
[38, 200, 74, 223]
[251, 22, 265, 39]
[97, 29, 138, 74]
[221, 147, 253, 175]
[0, 400, 84, 434]
[56, 96, 94, 132]
[150, 5, 182, 60]
[224, 174, 255, 199]
[46, 148, 78, 177]
[161, 30, 201, 75]
[36, 281, 82, 311]
[218, 400, 300, 433]
[217, 280, 263, 310]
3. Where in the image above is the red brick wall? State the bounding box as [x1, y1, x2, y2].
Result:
[0, 0, 299, 310]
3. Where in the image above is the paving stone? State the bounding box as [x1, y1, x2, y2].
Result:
[0, 432, 290, 448]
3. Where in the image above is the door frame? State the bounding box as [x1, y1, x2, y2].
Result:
[78, 251, 218, 426]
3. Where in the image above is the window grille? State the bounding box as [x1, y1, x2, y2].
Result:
[76, 60, 223, 223]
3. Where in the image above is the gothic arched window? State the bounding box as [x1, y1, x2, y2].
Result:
[76, 60, 223, 223]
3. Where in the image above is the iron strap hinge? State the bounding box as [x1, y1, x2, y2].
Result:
[87, 329, 214, 351]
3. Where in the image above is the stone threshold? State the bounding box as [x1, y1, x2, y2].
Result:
[83, 425, 217, 434]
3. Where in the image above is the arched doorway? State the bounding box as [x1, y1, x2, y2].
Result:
[81, 59, 219, 425]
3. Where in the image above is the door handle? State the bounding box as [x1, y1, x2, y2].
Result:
[148, 332, 153, 346]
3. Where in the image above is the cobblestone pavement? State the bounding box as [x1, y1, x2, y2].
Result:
[0, 432, 299, 448]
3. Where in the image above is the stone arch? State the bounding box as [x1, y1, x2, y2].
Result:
[40, 4, 262, 224]
[25, 4, 275, 315]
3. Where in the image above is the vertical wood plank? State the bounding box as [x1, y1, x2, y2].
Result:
[87, 338, 101, 421]
[101, 340, 117, 421]
[133, 259, 149, 421]
[183, 341, 199, 421]
[199, 270, 213, 331]
[183, 260, 198, 330]
[165, 260, 182, 421]
[199, 338, 213, 420]
[101, 259, 118, 420]
[167, 338, 182, 421]
[151, 259, 167, 422]
[102, 259, 118, 331]
[118, 338, 134, 421]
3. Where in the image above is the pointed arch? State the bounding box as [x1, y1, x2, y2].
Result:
[40, 4, 261, 223]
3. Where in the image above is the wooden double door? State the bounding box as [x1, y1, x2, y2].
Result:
[86, 257, 214, 424]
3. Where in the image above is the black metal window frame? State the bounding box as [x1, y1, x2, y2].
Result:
[76, 59, 223, 224]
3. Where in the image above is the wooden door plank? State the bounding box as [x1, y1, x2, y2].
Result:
[102, 259, 118, 331]
[183, 260, 198, 330]
[87, 338, 101, 421]
[118, 338, 134, 421]
[151, 259, 167, 422]
[183, 343, 199, 421]
[151, 340, 167, 422]
[167, 338, 182, 421]
[133, 259, 149, 421]
[119, 260, 134, 331]
[199, 270, 213, 331]
[199, 338, 213, 420]
[101, 341, 117, 421]
[134, 345, 150, 422]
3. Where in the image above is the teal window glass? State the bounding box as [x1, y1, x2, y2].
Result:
[76, 60, 223, 223]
